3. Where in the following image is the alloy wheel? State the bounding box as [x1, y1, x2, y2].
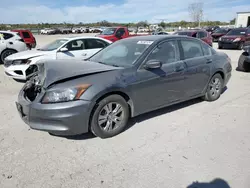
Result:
[209, 78, 221, 97]
[98, 102, 124, 132]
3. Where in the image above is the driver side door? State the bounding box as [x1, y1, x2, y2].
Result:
[131, 40, 188, 114]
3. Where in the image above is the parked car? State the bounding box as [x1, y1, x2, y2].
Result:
[152, 31, 169, 35]
[12, 29, 36, 49]
[40, 28, 55, 35]
[15, 35, 232, 138]
[237, 46, 250, 72]
[4, 37, 112, 80]
[0, 31, 28, 63]
[211, 28, 231, 42]
[204, 26, 220, 34]
[96, 26, 148, 42]
[174, 29, 213, 46]
[218, 27, 250, 50]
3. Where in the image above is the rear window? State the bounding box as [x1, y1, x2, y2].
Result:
[22, 32, 31, 38]
[0, 32, 14, 40]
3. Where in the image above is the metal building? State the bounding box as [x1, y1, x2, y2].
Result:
[236, 12, 250, 28]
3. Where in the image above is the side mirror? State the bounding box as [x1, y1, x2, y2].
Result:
[144, 60, 162, 69]
[59, 47, 68, 52]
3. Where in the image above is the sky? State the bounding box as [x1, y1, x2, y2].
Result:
[1, 0, 250, 24]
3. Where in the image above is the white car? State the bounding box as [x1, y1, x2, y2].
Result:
[0, 31, 28, 63]
[4, 36, 112, 80]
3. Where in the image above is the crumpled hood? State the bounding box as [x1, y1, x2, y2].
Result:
[37, 60, 122, 88]
[5, 49, 52, 60]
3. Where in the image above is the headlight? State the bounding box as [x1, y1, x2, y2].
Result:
[233, 38, 241, 42]
[12, 59, 32, 65]
[41, 84, 91, 104]
[219, 37, 222, 41]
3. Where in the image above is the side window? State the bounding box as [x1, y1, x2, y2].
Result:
[116, 28, 125, 36]
[86, 39, 108, 49]
[146, 40, 179, 64]
[22, 32, 31, 38]
[201, 43, 213, 56]
[66, 39, 86, 51]
[1, 33, 13, 40]
[198, 31, 207, 39]
[181, 40, 203, 59]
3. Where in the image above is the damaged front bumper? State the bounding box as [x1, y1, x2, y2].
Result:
[16, 80, 93, 136]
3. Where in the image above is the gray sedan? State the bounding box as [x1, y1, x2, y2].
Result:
[16, 35, 232, 138]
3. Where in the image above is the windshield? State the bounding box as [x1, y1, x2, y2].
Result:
[89, 39, 154, 67]
[100, 28, 116, 35]
[38, 39, 68, 51]
[214, 28, 229, 34]
[226, 29, 246, 36]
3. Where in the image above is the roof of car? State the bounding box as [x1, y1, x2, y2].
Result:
[58, 36, 112, 42]
[121, 35, 194, 42]
[176, 29, 206, 32]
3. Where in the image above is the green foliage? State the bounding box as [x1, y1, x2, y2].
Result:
[230, 18, 236, 25]
[0, 20, 231, 31]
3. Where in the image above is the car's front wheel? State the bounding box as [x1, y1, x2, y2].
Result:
[0, 49, 17, 63]
[90, 95, 130, 138]
[203, 74, 223, 101]
[238, 42, 244, 50]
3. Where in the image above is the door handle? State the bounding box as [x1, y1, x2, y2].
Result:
[206, 59, 213, 64]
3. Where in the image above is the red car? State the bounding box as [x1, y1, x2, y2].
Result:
[174, 29, 213, 46]
[12, 30, 36, 49]
[218, 28, 250, 50]
[96, 27, 148, 42]
[211, 28, 231, 42]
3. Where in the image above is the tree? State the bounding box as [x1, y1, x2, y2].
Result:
[188, 1, 204, 28]
[230, 18, 236, 25]
[158, 21, 166, 28]
[99, 20, 112, 27]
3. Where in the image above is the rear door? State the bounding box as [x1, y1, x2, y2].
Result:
[179, 39, 211, 97]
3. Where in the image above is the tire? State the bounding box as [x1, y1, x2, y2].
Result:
[238, 42, 244, 50]
[0, 49, 17, 64]
[90, 95, 129, 138]
[218, 45, 222, 49]
[203, 74, 224, 102]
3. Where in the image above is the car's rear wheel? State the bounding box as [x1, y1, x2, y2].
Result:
[90, 95, 129, 138]
[203, 74, 223, 102]
[0, 49, 17, 63]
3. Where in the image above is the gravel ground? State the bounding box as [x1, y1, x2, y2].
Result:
[0, 35, 250, 188]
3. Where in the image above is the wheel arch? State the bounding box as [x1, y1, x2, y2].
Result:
[88, 90, 135, 131]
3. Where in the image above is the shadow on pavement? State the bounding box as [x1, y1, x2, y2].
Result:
[187, 178, 230, 188]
